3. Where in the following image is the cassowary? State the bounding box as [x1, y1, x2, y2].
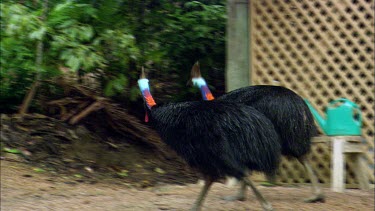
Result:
[189, 62, 324, 203]
[138, 69, 281, 211]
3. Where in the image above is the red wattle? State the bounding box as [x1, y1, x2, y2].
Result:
[145, 112, 149, 122]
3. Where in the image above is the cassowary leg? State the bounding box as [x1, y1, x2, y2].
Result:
[243, 177, 273, 211]
[265, 173, 277, 185]
[190, 177, 214, 211]
[298, 156, 325, 203]
[223, 180, 247, 201]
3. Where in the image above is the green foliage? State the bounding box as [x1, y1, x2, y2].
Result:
[47, 2, 97, 27]
[0, 0, 226, 112]
[48, 2, 104, 72]
[104, 74, 128, 97]
[0, 3, 41, 110]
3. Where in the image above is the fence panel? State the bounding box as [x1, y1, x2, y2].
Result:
[249, 0, 374, 184]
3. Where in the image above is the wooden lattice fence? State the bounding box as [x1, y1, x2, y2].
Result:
[249, 0, 374, 184]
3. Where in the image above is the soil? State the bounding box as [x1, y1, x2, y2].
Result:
[1, 160, 374, 211]
[0, 114, 198, 188]
[1, 114, 374, 210]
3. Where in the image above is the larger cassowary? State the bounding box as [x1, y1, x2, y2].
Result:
[138, 69, 281, 211]
[189, 62, 325, 203]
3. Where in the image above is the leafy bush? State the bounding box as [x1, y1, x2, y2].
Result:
[0, 0, 226, 112]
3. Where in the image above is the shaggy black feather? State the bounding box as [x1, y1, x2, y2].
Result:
[149, 100, 281, 180]
[218, 85, 317, 158]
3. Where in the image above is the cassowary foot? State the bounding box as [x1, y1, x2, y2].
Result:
[222, 194, 246, 201]
[304, 193, 326, 203]
[189, 206, 201, 211]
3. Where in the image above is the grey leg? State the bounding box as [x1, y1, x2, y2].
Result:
[298, 156, 325, 203]
[190, 177, 214, 211]
[265, 173, 277, 185]
[223, 180, 247, 201]
[242, 177, 273, 211]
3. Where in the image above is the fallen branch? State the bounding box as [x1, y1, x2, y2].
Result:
[61, 101, 90, 121]
[0, 156, 28, 163]
[47, 98, 84, 106]
[69, 101, 103, 125]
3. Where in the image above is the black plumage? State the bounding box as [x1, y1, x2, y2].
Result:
[218, 85, 317, 158]
[139, 72, 280, 211]
[189, 62, 325, 203]
[150, 101, 281, 180]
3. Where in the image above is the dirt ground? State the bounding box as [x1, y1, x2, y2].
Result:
[0, 114, 198, 188]
[1, 160, 374, 211]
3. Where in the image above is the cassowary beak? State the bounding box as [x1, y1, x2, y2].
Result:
[187, 61, 201, 86]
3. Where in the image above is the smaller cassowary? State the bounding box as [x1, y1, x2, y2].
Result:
[138, 69, 281, 211]
[189, 62, 324, 203]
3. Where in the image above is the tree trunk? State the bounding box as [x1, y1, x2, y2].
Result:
[19, 80, 41, 114]
[18, 0, 48, 115]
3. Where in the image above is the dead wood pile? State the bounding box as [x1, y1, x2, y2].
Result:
[43, 78, 177, 159]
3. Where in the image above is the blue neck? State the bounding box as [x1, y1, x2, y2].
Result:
[138, 78, 156, 109]
[192, 77, 214, 101]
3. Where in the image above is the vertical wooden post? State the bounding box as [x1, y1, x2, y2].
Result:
[224, 1, 251, 185]
[226, 0, 250, 92]
[331, 137, 345, 192]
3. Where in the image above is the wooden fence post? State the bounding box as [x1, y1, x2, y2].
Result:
[226, 0, 250, 92]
